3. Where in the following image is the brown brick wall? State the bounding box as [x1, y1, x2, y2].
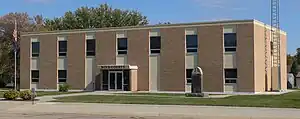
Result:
[254, 24, 266, 92]
[39, 35, 58, 89]
[127, 29, 150, 91]
[95, 31, 116, 90]
[67, 33, 86, 90]
[280, 33, 287, 90]
[20, 36, 31, 89]
[236, 23, 255, 92]
[160, 28, 185, 91]
[95, 31, 116, 65]
[266, 29, 272, 91]
[198, 25, 224, 92]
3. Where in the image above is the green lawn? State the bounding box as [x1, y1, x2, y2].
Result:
[0, 91, 79, 98]
[116, 93, 186, 97]
[53, 91, 300, 108]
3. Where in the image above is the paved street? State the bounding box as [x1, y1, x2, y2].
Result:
[0, 112, 182, 119]
[0, 100, 299, 119]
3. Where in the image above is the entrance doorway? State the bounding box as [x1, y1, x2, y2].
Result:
[108, 71, 123, 91]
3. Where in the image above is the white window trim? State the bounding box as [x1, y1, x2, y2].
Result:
[225, 78, 237, 84]
[31, 78, 39, 83]
[117, 49, 128, 55]
[186, 47, 198, 54]
[224, 46, 236, 53]
[58, 51, 67, 57]
[150, 49, 160, 55]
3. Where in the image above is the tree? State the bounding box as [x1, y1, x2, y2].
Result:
[44, 3, 149, 30]
[0, 12, 44, 88]
[287, 54, 294, 66]
[295, 48, 300, 64]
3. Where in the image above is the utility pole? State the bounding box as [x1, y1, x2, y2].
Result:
[13, 19, 18, 90]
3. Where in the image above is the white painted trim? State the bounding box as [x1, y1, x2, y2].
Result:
[22, 20, 287, 36]
[253, 20, 287, 35]
[223, 25, 236, 33]
[57, 36, 67, 41]
[150, 29, 160, 36]
[22, 20, 255, 37]
[116, 31, 127, 38]
[129, 65, 138, 70]
[185, 28, 197, 35]
[86, 33, 95, 39]
[30, 37, 39, 42]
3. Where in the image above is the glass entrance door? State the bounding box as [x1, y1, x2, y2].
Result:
[108, 71, 123, 91]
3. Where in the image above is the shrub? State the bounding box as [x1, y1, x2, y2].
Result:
[3, 90, 19, 100]
[59, 84, 70, 92]
[20, 90, 34, 100]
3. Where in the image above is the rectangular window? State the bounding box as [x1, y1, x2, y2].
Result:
[150, 36, 161, 54]
[86, 39, 95, 56]
[225, 69, 237, 83]
[117, 38, 128, 55]
[186, 35, 198, 53]
[186, 69, 193, 84]
[224, 33, 237, 52]
[58, 70, 67, 83]
[31, 42, 40, 57]
[31, 70, 39, 83]
[58, 41, 67, 56]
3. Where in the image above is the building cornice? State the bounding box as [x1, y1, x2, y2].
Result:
[21, 19, 287, 36]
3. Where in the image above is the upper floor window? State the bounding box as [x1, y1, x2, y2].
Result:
[59, 41, 67, 56]
[86, 39, 95, 56]
[31, 70, 39, 83]
[150, 36, 161, 54]
[186, 35, 198, 53]
[31, 42, 40, 57]
[117, 38, 128, 55]
[225, 68, 237, 83]
[224, 25, 237, 52]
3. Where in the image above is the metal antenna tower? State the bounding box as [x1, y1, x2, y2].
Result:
[271, 0, 281, 91]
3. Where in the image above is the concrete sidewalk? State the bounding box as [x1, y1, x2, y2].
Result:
[36, 91, 231, 102]
[4, 101, 300, 119]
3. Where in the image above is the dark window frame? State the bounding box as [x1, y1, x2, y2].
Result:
[31, 70, 39, 83]
[150, 36, 161, 54]
[58, 70, 67, 83]
[224, 33, 237, 52]
[224, 69, 237, 84]
[86, 39, 96, 56]
[58, 40, 67, 57]
[186, 35, 198, 53]
[31, 42, 40, 57]
[117, 38, 128, 55]
[186, 69, 193, 84]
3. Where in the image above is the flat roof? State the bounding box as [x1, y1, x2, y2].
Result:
[21, 19, 287, 36]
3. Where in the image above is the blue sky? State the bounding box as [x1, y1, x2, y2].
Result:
[0, 0, 298, 54]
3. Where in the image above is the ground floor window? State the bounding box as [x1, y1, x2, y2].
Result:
[186, 69, 193, 84]
[225, 69, 237, 83]
[31, 70, 39, 83]
[58, 70, 67, 83]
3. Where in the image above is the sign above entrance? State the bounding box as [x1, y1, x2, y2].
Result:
[98, 65, 138, 70]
